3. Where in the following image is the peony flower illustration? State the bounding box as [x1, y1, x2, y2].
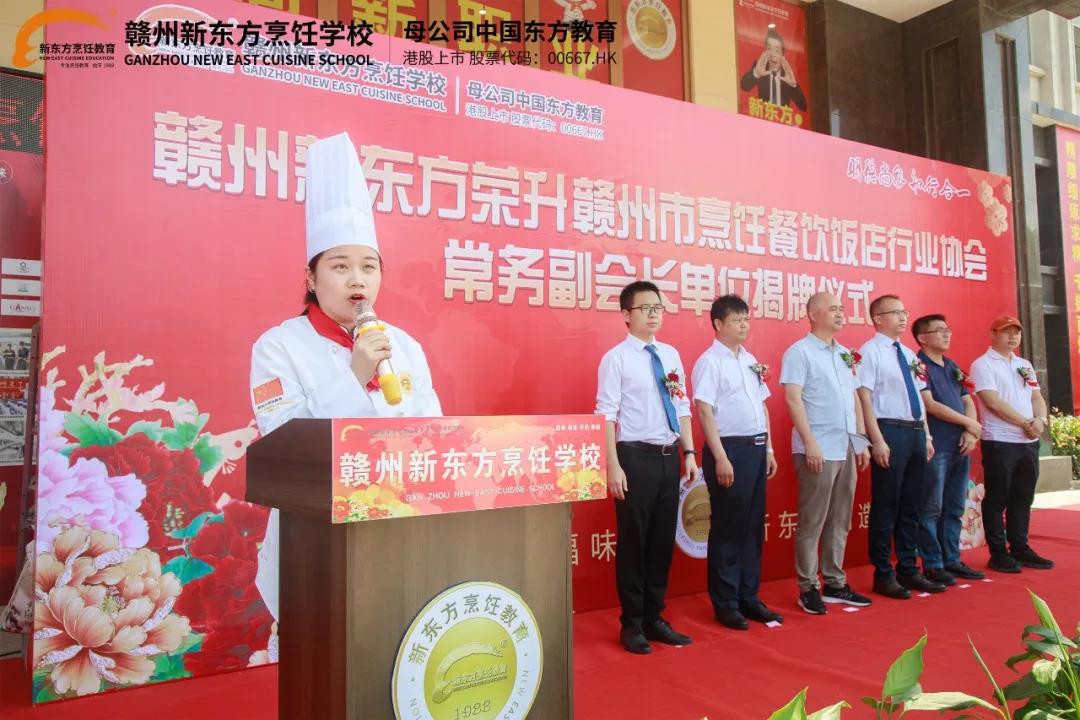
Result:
[33, 528, 191, 697]
[247, 623, 278, 667]
[36, 449, 148, 555]
[977, 180, 993, 207]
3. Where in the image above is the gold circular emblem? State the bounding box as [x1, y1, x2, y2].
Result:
[626, 0, 677, 61]
[393, 581, 543, 720]
[675, 475, 710, 558]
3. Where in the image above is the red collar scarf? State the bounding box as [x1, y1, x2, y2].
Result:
[306, 303, 379, 392]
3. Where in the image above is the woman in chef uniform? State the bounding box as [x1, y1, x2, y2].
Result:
[249, 132, 442, 621]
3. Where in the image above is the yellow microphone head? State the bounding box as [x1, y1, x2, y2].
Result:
[380, 373, 403, 405]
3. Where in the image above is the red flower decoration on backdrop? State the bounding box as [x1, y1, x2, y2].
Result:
[70, 434, 216, 560]
[175, 501, 273, 673]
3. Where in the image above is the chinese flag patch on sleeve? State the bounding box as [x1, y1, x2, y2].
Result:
[253, 378, 284, 406]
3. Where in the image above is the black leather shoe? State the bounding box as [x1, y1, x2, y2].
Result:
[945, 562, 986, 580]
[873, 576, 912, 600]
[924, 568, 957, 586]
[898, 572, 946, 594]
[644, 618, 692, 646]
[988, 553, 1022, 574]
[619, 627, 652, 655]
[1011, 547, 1054, 570]
[715, 608, 749, 630]
[740, 600, 784, 625]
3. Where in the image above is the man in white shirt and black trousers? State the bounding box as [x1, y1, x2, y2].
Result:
[596, 280, 699, 655]
[857, 294, 945, 599]
[970, 314, 1054, 573]
[692, 294, 783, 630]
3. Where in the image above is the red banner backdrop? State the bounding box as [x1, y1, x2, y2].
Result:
[735, 0, 810, 130]
[1056, 126, 1080, 412]
[35, 0, 1013, 702]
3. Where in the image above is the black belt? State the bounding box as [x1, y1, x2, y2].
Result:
[878, 419, 923, 430]
[721, 433, 769, 446]
[618, 440, 681, 456]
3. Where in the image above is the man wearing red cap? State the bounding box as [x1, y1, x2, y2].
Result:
[969, 315, 1053, 573]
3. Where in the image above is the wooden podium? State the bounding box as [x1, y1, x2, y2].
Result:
[246, 416, 605, 720]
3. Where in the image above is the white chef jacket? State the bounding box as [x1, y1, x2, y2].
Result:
[250, 313, 442, 620]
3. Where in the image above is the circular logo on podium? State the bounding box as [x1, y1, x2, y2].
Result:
[675, 475, 710, 558]
[392, 581, 543, 720]
[626, 0, 677, 61]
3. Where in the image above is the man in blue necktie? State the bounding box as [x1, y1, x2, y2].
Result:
[857, 295, 945, 599]
[596, 281, 699, 654]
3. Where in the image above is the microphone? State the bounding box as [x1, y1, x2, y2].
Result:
[353, 301, 402, 406]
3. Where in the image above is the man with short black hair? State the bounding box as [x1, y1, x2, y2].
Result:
[596, 280, 698, 654]
[692, 294, 782, 630]
[912, 314, 985, 584]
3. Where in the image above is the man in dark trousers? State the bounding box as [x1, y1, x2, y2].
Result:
[857, 295, 945, 599]
[913, 314, 986, 584]
[692, 294, 782, 630]
[596, 280, 698, 654]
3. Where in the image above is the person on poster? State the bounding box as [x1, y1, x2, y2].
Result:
[740, 28, 807, 111]
[691, 294, 782, 630]
[781, 293, 872, 616]
[249, 132, 442, 624]
[912, 314, 986, 583]
[596, 280, 697, 655]
[857, 295, 945, 599]
[970, 315, 1054, 573]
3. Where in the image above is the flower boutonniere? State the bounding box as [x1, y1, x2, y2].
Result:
[750, 363, 770, 385]
[953, 366, 975, 391]
[910, 358, 929, 383]
[840, 350, 862, 375]
[1018, 366, 1038, 388]
[664, 370, 686, 400]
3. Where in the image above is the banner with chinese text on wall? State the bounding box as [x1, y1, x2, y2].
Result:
[1056, 125, 1080, 411]
[36, 0, 1013, 702]
[735, 0, 810, 130]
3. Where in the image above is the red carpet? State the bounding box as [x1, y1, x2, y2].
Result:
[3, 507, 1078, 719]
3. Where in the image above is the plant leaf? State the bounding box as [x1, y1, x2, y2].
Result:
[1026, 641, 1070, 662]
[1004, 672, 1052, 700]
[903, 692, 999, 712]
[126, 420, 164, 442]
[807, 701, 850, 720]
[64, 414, 122, 448]
[969, 636, 1008, 709]
[161, 556, 214, 585]
[162, 422, 201, 450]
[1007, 650, 1040, 670]
[1022, 626, 1077, 648]
[768, 687, 808, 720]
[882, 634, 927, 702]
[1029, 592, 1063, 637]
[166, 511, 223, 540]
[192, 435, 224, 474]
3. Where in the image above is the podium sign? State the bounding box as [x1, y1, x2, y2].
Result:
[331, 414, 607, 523]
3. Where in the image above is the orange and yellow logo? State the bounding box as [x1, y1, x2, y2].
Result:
[11, 8, 110, 69]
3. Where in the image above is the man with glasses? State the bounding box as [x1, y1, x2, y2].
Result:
[912, 315, 986, 584]
[970, 315, 1054, 573]
[691, 294, 782, 630]
[596, 280, 698, 654]
[857, 295, 944, 599]
[781, 293, 872, 616]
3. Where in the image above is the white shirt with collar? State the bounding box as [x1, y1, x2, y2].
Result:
[249, 314, 443, 621]
[970, 347, 1040, 443]
[857, 332, 927, 422]
[691, 339, 770, 437]
[780, 333, 859, 461]
[595, 334, 691, 445]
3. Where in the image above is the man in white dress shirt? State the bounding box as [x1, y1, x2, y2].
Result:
[596, 280, 699, 655]
[692, 294, 782, 630]
[857, 295, 945, 599]
[970, 315, 1054, 573]
[781, 293, 873, 616]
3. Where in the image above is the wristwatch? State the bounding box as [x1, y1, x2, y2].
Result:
[682, 448, 696, 456]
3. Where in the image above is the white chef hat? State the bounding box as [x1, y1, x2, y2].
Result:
[305, 132, 379, 262]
